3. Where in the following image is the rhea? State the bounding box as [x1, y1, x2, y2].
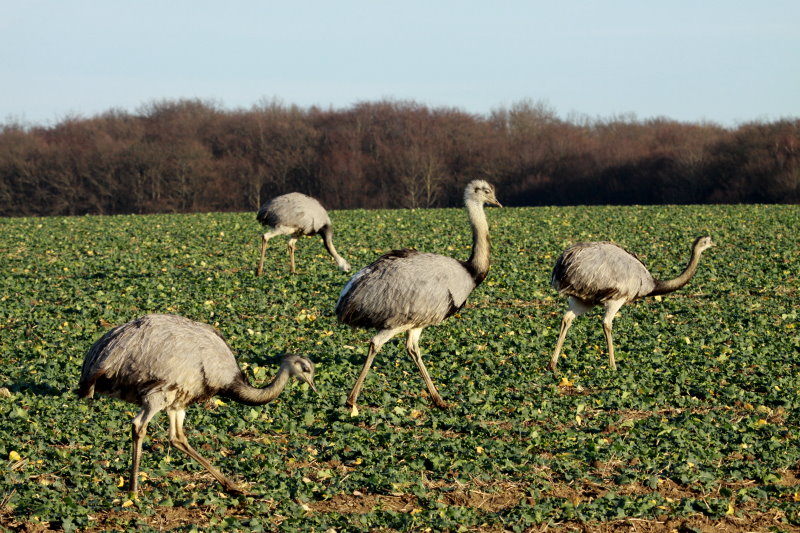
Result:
[256, 192, 351, 275]
[336, 180, 501, 409]
[77, 314, 317, 496]
[549, 236, 714, 374]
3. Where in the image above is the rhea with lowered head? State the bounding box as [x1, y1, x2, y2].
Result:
[336, 180, 501, 409]
[78, 314, 317, 496]
[256, 192, 351, 275]
[549, 236, 714, 374]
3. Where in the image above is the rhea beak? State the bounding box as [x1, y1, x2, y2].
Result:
[305, 377, 318, 394]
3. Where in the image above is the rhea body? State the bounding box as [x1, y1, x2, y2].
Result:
[256, 192, 351, 275]
[335, 180, 501, 409]
[549, 236, 714, 373]
[77, 314, 317, 495]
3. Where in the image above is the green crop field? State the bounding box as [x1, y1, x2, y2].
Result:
[1, 204, 798, 532]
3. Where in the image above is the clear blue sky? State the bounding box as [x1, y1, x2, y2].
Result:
[2, 1, 798, 127]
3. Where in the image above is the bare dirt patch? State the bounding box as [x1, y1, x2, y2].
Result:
[307, 492, 417, 514]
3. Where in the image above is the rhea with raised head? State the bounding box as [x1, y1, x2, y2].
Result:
[335, 180, 501, 409]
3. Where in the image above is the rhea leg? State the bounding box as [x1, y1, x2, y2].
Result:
[549, 297, 592, 375]
[257, 233, 276, 277]
[167, 409, 242, 493]
[287, 237, 298, 274]
[347, 327, 406, 408]
[129, 396, 167, 496]
[405, 327, 448, 409]
[601, 299, 626, 371]
[256, 226, 294, 276]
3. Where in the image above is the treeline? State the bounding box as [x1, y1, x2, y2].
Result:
[1, 98, 798, 216]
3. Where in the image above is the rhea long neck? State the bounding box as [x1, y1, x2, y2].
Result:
[223, 366, 292, 406]
[321, 225, 347, 269]
[648, 245, 705, 296]
[464, 199, 491, 284]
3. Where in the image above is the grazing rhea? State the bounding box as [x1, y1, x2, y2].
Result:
[336, 180, 501, 409]
[77, 314, 317, 496]
[256, 192, 351, 275]
[549, 236, 714, 374]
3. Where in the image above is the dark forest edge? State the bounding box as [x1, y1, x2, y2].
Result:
[1, 98, 798, 217]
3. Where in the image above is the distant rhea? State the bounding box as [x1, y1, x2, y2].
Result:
[256, 192, 351, 275]
[335, 180, 501, 409]
[77, 314, 317, 496]
[549, 236, 714, 374]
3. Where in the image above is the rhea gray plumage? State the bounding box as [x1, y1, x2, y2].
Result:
[78, 314, 317, 496]
[256, 192, 351, 275]
[548, 236, 714, 374]
[335, 180, 501, 409]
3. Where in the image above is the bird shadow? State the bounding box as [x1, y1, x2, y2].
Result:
[4, 381, 65, 397]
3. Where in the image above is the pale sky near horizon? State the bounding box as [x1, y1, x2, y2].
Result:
[1, 1, 798, 127]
